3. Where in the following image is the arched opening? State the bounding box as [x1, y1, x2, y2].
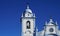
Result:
[26, 21, 31, 29]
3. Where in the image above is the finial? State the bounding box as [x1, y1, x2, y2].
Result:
[36, 27, 38, 31]
[21, 13, 23, 17]
[56, 21, 58, 25]
[27, 5, 29, 9]
[50, 18, 53, 22]
[27, 2, 29, 9]
[49, 17, 53, 23]
[45, 21, 47, 25]
[34, 13, 35, 17]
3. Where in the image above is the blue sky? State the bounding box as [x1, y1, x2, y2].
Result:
[0, 0, 60, 36]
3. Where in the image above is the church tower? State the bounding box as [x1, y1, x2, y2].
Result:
[44, 18, 58, 36]
[21, 5, 35, 36]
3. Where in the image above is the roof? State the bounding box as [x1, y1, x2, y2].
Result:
[45, 18, 57, 26]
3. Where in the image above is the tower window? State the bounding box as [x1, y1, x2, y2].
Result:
[49, 28, 54, 32]
[26, 21, 30, 29]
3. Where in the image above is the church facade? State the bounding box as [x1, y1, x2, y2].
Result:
[21, 5, 60, 36]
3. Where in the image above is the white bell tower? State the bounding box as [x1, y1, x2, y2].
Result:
[21, 5, 35, 36]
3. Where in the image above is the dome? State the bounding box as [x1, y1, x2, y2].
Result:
[25, 5, 32, 13]
[22, 5, 33, 17]
[26, 9, 32, 13]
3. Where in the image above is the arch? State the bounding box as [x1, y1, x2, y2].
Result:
[26, 21, 31, 29]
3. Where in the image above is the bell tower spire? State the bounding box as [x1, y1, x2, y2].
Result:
[26, 0, 30, 9]
[27, 4, 29, 9]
